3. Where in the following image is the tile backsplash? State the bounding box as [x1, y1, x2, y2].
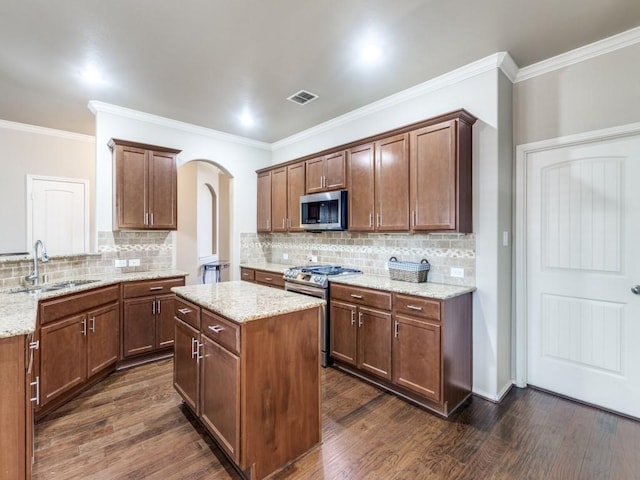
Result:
[0, 231, 174, 288]
[241, 232, 475, 286]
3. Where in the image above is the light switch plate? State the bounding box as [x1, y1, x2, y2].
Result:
[450, 267, 465, 278]
[128, 259, 140, 267]
[282, 253, 289, 260]
[114, 259, 127, 268]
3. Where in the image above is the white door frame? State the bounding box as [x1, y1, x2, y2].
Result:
[26, 174, 90, 252]
[514, 122, 640, 388]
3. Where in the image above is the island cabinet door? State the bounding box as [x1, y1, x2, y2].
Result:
[199, 334, 240, 463]
[174, 318, 200, 413]
[329, 300, 358, 365]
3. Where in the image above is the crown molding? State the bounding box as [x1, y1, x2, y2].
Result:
[516, 26, 640, 83]
[0, 119, 94, 142]
[272, 52, 516, 149]
[88, 101, 271, 151]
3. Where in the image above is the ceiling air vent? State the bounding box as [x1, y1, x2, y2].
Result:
[287, 90, 318, 105]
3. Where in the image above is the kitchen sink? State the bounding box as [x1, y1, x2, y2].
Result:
[8, 279, 99, 294]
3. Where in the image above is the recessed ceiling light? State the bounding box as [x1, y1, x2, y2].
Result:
[81, 66, 104, 84]
[239, 111, 254, 127]
[360, 43, 383, 64]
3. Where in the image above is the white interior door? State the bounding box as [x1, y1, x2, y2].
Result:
[28, 176, 89, 255]
[526, 135, 640, 418]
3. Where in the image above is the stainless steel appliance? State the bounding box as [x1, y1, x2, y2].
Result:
[284, 264, 362, 366]
[300, 190, 347, 231]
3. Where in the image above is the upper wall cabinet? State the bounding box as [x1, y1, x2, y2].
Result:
[348, 134, 410, 232]
[409, 113, 474, 233]
[109, 139, 181, 231]
[257, 163, 306, 233]
[305, 150, 346, 193]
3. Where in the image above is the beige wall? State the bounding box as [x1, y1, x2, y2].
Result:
[0, 122, 95, 254]
[514, 43, 640, 146]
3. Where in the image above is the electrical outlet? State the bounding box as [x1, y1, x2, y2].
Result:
[450, 267, 465, 278]
[114, 259, 127, 268]
[128, 259, 140, 267]
[282, 253, 289, 260]
[310, 255, 318, 263]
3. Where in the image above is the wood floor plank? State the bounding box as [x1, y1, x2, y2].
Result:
[32, 359, 640, 480]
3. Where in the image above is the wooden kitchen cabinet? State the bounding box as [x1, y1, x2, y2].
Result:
[257, 163, 306, 233]
[330, 283, 472, 417]
[173, 292, 321, 480]
[240, 267, 284, 289]
[330, 284, 393, 380]
[199, 329, 241, 461]
[37, 285, 120, 418]
[393, 314, 442, 402]
[121, 277, 184, 359]
[409, 113, 475, 232]
[110, 138, 181, 231]
[0, 334, 34, 480]
[347, 134, 409, 232]
[257, 170, 272, 232]
[305, 150, 346, 193]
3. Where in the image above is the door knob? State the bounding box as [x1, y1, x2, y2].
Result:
[632, 285, 640, 295]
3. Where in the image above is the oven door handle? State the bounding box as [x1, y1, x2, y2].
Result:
[284, 281, 327, 299]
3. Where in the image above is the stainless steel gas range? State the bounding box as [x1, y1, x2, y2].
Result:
[283, 264, 362, 367]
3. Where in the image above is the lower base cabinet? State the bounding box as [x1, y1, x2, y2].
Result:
[330, 285, 472, 417]
[0, 334, 33, 480]
[37, 285, 120, 419]
[173, 296, 321, 480]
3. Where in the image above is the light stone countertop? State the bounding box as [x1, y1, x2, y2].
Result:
[172, 281, 325, 323]
[329, 274, 475, 300]
[240, 262, 291, 273]
[0, 270, 188, 339]
[240, 263, 475, 300]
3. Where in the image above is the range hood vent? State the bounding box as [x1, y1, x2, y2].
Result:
[287, 90, 318, 105]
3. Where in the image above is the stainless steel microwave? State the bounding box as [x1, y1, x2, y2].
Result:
[300, 190, 347, 231]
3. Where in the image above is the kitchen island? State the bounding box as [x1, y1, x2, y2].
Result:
[171, 281, 325, 480]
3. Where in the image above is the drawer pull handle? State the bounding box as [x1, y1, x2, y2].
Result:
[350, 294, 363, 299]
[178, 308, 192, 315]
[149, 286, 164, 291]
[406, 305, 423, 311]
[208, 325, 224, 334]
[265, 277, 272, 281]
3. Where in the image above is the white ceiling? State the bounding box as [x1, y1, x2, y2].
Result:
[1, 0, 639, 143]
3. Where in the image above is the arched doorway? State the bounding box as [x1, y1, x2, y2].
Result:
[176, 160, 232, 285]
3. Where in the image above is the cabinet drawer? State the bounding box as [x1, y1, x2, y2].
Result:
[255, 270, 284, 288]
[202, 310, 240, 354]
[122, 277, 185, 299]
[331, 284, 391, 311]
[393, 294, 441, 321]
[39, 285, 120, 324]
[240, 268, 255, 282]
[175, 297, 200, 329]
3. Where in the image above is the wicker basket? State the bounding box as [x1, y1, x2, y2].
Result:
[387, 257, 430, 283]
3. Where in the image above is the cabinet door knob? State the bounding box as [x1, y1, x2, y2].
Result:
[632, 285, 640, 295]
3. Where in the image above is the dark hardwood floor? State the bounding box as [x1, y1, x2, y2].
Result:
[33, 359, 640, 480]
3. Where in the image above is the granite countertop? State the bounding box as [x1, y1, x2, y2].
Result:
[172, 281, 325, 323]
[0, 270, 188, 339]
[240, 262, 291, 273]
[329, 274, 475, 300]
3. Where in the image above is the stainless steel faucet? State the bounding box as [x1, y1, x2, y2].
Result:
[25, 240, 49, 285]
